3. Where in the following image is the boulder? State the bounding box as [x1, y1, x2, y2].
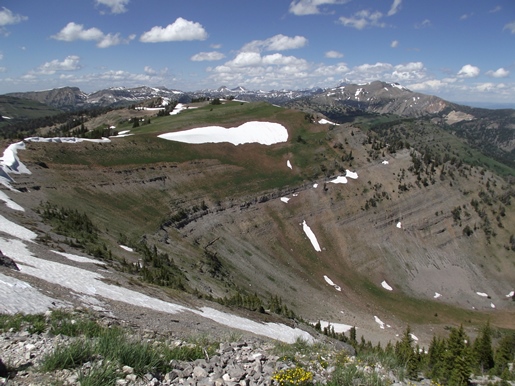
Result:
[0, 250, 19, 271]
[0, 357, 8, 377]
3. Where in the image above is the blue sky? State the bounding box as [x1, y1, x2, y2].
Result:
[0, 0, 514, 104]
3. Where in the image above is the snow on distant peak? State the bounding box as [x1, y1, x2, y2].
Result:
[390, 83, 407, 90]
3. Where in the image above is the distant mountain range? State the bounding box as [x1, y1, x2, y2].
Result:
[4, 81, 514, 118]
[2, 81, 514, 167]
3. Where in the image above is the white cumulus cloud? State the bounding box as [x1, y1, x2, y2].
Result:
[339, 10, 385, 30]
[387, 0, 402, 16]
[325, 50, 343, 58]
[95, 0, 129, 14]
[52, 22, 104, 42]
[0, 7, 28, 26]
[289, 0, 350, 16]
[34, 55, 82, 75]
[140, 18, 208, 42]
[504, 21, 515, 34]
[486, 68, 509, 78]
[0, 7, 27, 35]
[51, 22, 130, 48]
[415, 19, 431, 29]
[242, 34, 308, 53]
[457, 64, 480, 78]
[191, 51, 226, 62]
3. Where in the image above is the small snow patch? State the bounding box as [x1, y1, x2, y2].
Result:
[476, 292, 488, 297]
[302, 220, 321, 252]
[323, 275, 341, 291]
[506, 291, 514, 298]
[345, 170, 358, 179]
[396, 222, 402, 229]
[382, 160, 389, 165]
[313, 183, 318, 188]
[120, 245, 134, 252]
[318, 321, 352, 333]
[330, 176, 347, 184]
[381, 280, 393, 291]
[280, 197, 290, 203]
[434, 292, 442, 299]
[0, 190, 24, 211]
[318, 119, 338, 125]
[491, 303, 496, 309]
[287, 160, 292, 169]
[374, 316, 385, 329]
[410, 333, 419, 341]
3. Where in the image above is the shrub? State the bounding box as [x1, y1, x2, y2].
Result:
[272, 366, 313, 386]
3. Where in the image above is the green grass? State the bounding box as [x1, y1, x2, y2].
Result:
[16, 310, 216, 381]
[273, 337, 328, 363]
[327, 363, 390, 386]
[49, 312, 103, 338]
[40, 339, 96, 371]
[0, 96, 61, 121]
[355, 277, 491, 327]
[0, 313, 46, 334]
[29, 101, 330, 237]
[77, 363, 118, 386]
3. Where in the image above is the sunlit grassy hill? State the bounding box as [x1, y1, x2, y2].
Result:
[12, 100, 515, 343]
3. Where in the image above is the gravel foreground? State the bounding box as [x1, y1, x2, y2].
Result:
[1, 309, 513, 386]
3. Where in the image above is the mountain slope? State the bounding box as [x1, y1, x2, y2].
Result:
[5, 87, 88, 111]
[2, 100, 513, 347]
[0, 95, 61, 121]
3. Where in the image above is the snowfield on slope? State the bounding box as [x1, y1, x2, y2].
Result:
[0, 216, 313, 343]
[158, 121, 288, 146]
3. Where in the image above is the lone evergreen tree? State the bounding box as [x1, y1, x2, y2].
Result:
[473, 320, 494, 374]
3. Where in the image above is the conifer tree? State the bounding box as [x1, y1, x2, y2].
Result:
[473, 320, 494, 374]
[494, 333, 515, 377]
[395, 326, 420, 380]
[426, 335, 446, 381]
[443, 325, 472, 384]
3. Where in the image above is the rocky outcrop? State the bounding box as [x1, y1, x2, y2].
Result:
[0, 250, 19, 271]
[0, 358, 7, 378]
